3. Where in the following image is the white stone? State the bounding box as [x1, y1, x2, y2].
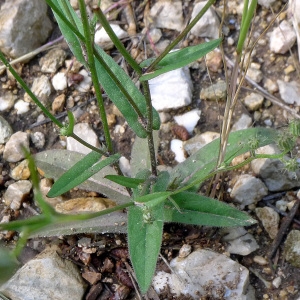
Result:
[174, 109, 201, 134]
[0, 91, 17, 112]
[190, 1, 220, 39]
[30, 132, 45, 149]
[170, 139, 185, 163]
[277, 80, 300, 106]
[119, 156, 131, 177]
[75, 69, 92, 93]
[246, 67, 263, 83]
[0, 245, 86, 300]
[0, 116, 13, 144]
[149, 67, 193, 111]
[51, 72, 68, 91]
[39, 48, 67, 73]
[269, 20, 296, 54]
[258, 0, 276, 7]
[3, 131, 29, 162]
[276, 199, 288, 212]
[152, 249, 253, 299]
[94, 24, 128, 50]
[150, 0, 184, 32]
[66, 123, 100, 155]
[255, 207, 279, 239]
[14, 100, 30, 114]
[289, 0, 300, 61]
[230, 174, 268, 208]
[147, 28, 162, 44]
[231, 114, 252, 131]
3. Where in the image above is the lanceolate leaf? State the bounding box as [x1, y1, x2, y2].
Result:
[139, 38, 222, 81]
[165, 192, 257, 227]
[48, 152, 121, 197]
[105, 175, 145, 188]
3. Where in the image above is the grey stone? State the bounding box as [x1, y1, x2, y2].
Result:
[149, 67, 193, 111]
[0, 91, 17, 112]
[284, 230, 300, 268]
[230, 174, 268, 208]
[231, 114, 252, 131]
[30, 132, 45, 149]
[3, 131, 29, 162]
[190, 1, 220, 39]
[200, 80, 227, 101]
[3, 180, 32, 210]
[0, 0, 53, 58]
[39, 48, 67, 73]
[244, 93, 264, 111]
[255, 207, 279, 239]
[246, 67, 263, 83]
[0, 245, 86, 300]
[258, 0, 276, 7]
[0, 116, 13, 144]
[277, 80, 300, 106]
[289, 0, 300, 61]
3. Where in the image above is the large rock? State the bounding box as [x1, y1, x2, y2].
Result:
[0, 0, 53, 58]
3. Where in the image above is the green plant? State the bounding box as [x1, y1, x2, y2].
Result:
[0, 0, 298, 294]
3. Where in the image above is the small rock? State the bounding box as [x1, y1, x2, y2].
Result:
[150, 0, 184, 32]
[39, 48, 67, 73]
[253, 256, 268, 265]
[200, 80, 227, 101]
[258, 0, 276, 7]
[55, 197, 116, 214]
[14, 100, 30, 114]
[269, 20, 296, 54]
[152, 249, 253, 299]
[10, 160, 30, 180]
[277, 80, 300, 106]
[272, 277, 282, 288]
[0, 245, 86, 300]
[0, 116, 13, 144]
[24, 75, 52, 107]
[183, 131, 219, 155]
[170, 139, 186, 163]
[159, 112, 171, 123]
[251, 144, 300, 191]
[106, 113, 116, 127]
[114, 124, 125, 134]
[149, 67, 193, 111]
[82, 270, 102, 285]
[52, 94, 66, 113]
[146, 28, 162, 44]
[3, 131, 29, 162]
[30, 131, 45, 149]
[275, 199, 288, 212]
[230, 174, 268, 208]
[231, 113, 252, 131]
[284, 65, 295, 75]
[190, 1, 220, 39]
[284, 230, 300, 267]
[75, 69, 92, 93]
[205, 50, 223, 72]
[52, 72, 68, 91]
[94, 24, 128, 50]
[3, 180, 32, 210]
[0, 0, 53, 58]
[119, 156, 131, 177]
[244, 93, 264, 111]
[246, 67, 263, 83]
[174, 109, 201, 134]
[0, 91, 17, 112]
[178, 244, 192, 258]
[264, 78, 278, 93]
[39, 178, 63, 208]
[255, 207, 279, 239]
[289, 0, 300, 61]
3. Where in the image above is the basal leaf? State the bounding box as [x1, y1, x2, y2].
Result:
[105, 175, 145, 188]
[165, 192, 257, 227]
[128, 203, 164, 294]
[139, 39, 222, 81]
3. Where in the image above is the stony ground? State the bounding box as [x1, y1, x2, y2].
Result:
[1, 0, 300, 299]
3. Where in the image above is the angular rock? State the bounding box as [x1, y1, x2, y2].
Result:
[269, 20, 296, 54]
[174, 109, 201, 134]
[150, 0, 184, 32]
[190, 1, 220, 39]
[67, 123, 100, 154]
[0, 245, 86, 300]
[0, 91, 17, 112]
[0, 0, 53, 58]
[231, 114, 252, 131]
[277, 80, 300, 106]
[200, 80, 227, 101]
[170, 139, 185, 163]
[30, 132, 45, 149]
[0, 116, 13, 144]
[10, 160, 30, 180]
[244, 93, 264, 111]
[205, 49, 223, 72]
[246, 67, 263, 83]
[39, 48, 67, 73]
[284, 230, 300, 268]
[14, 100, 30, 115]
[52, 94, 66, 113]
[152, 249, 254, 299]
[255, 207, 279, 239]
[3, 131, 29, 162]
[75, 69, 92, 93]
[230, 174, 268, 208]
[3, 180, 32, 210]
[51, 72, 68, 91]
[251, 144, 300, 191]
[258, 0, 276, 7]
[149, 67, 192, 111]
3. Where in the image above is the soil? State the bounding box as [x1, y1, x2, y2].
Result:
[1, 0, 300, 299]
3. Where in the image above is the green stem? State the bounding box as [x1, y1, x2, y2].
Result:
[78, 0, 113, 153]
[145, 0, 216, 74]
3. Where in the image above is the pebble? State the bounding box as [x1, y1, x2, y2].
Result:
[159, 112, 171, 123]
[284, 65, 295, 75]
[190, 1, 220, 39]
[0, 0, 52, 58]
[14, 99, 30, 114]
[231, 113, 252, 131]
[253, 255, 268, 265]
[174, 109, 201, 134]
[3, 180, 32, 210]
[272, 277, 282, 288]
[246, 67, 263, 83]
[0, 245, 86, 300]
[269, 20, 296, 54]
[277, 80, 300, 106]
[39, 178, 63, 208]
[178, 244, 192, 258]
[200, 80, 227, 101]
[10, 159, 30, 180]
[119, 156, 131, 177]
[0, 115, 13, 144]
[289, 0, 300, 61]
[284, 230, 300, 267]
[52, 94, 66, 113]
[149, 67, 193, 111]
[30, 131, 45, 149]
[275, 199, 288, 212]
[255, 207, 279, 239]
[258, 0, 276, 7]
[170, 139, 186, 163]
[0, 91, 17, 112]
[66, 123, 100, 155]
[230, 174, 268, 208]
[3, 131, 29, 162]
[146, 28, 162, 44]
[264, 78, 278, 93]
[51, 72, 68, 91]
[150, 0, 184, 32]
[39, 48, 67, 73]
[205, 50, 223, 72]
[75, 69, 92, 93]
[244, 93, 264, 111]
